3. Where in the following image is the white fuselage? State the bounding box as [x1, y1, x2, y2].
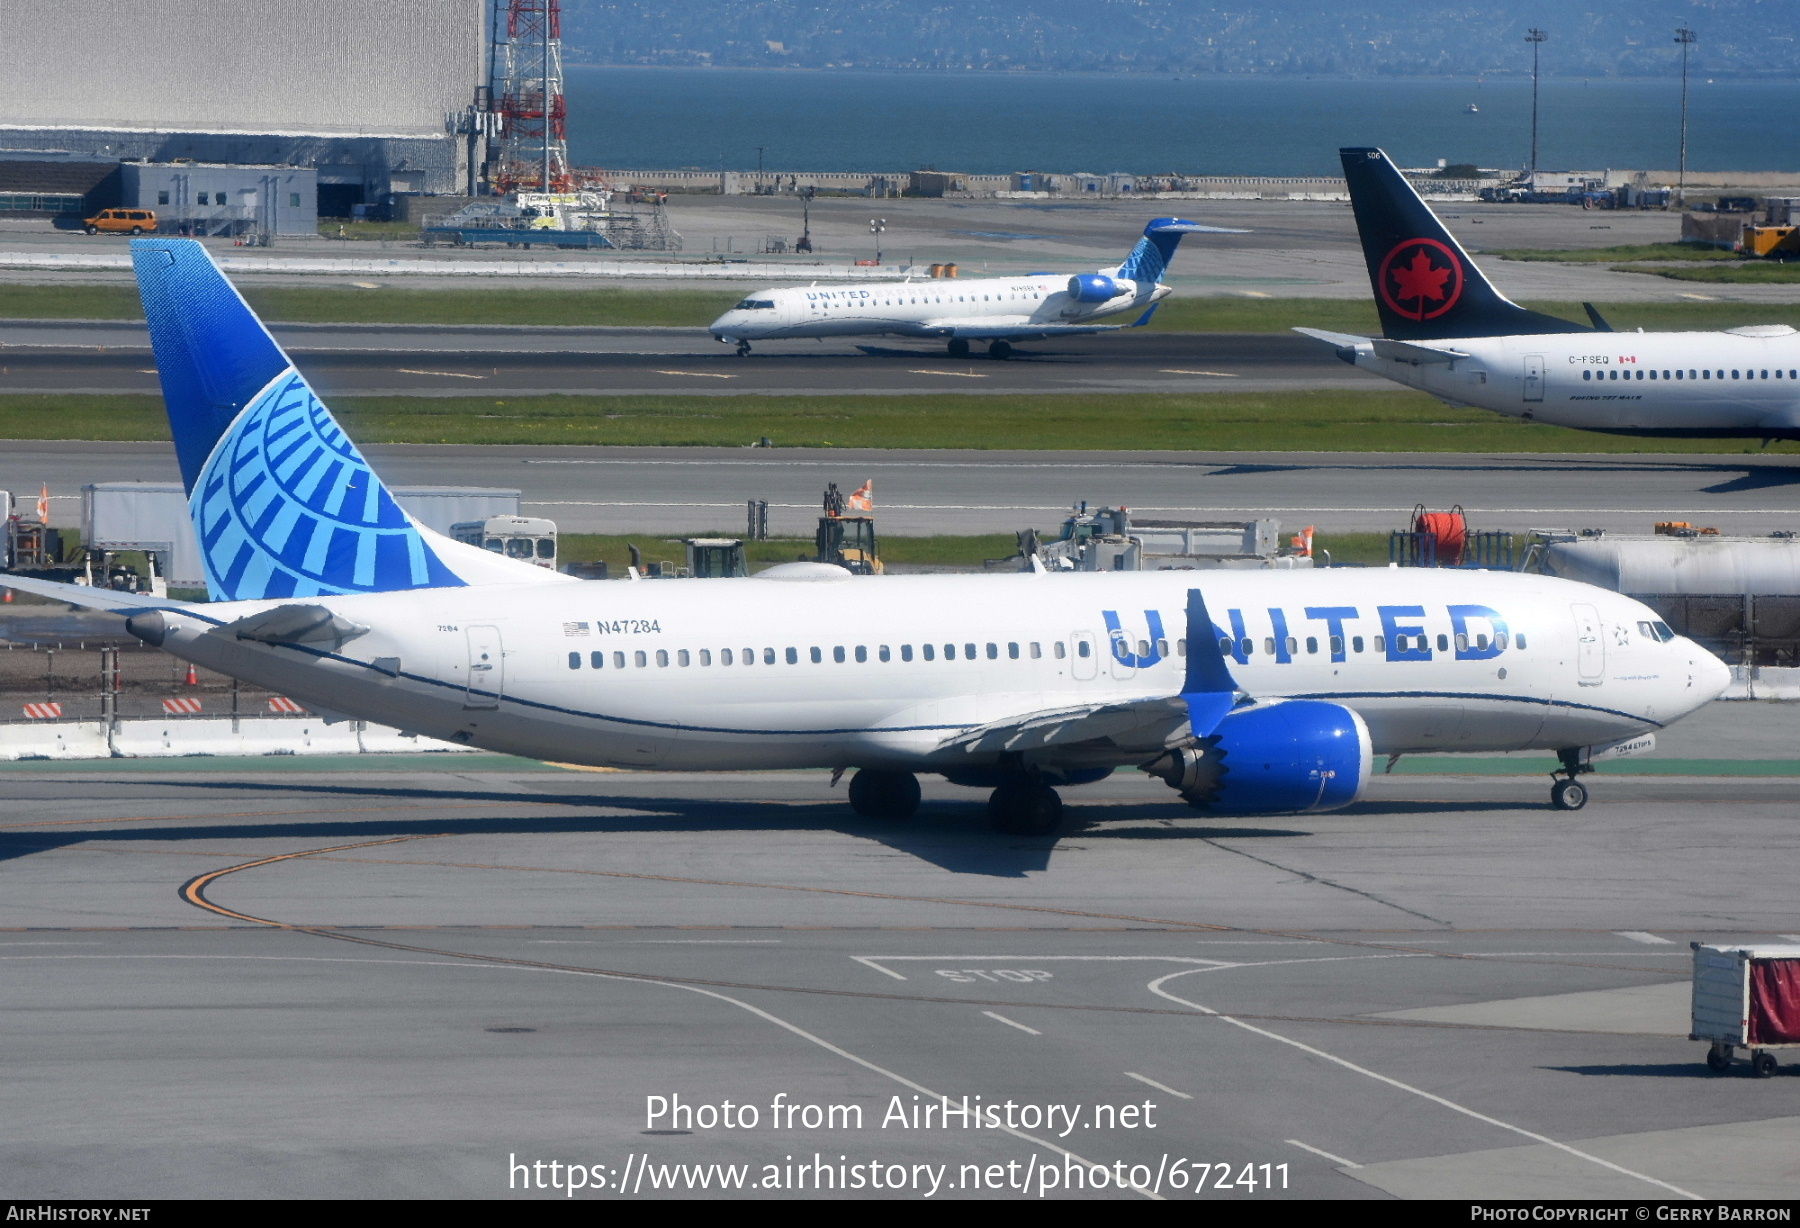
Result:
[146, 568, 1728, 772]
[709, 275, 1168, 343]
[1346, 329, 1800, 437]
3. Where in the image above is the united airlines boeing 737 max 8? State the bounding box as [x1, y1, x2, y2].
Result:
[2, 239, 1732, 832]
[708, 218, 1240, 359]
[1299, 147, 1800, 441]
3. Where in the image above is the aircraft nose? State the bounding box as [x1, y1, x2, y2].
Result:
[1694, 645, 1733, 702]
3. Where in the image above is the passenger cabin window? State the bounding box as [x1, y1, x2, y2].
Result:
[1053, 642, 1066, 659]
[923, 644, 935, 661]
[591, 651, 604, 668]
[568, 652, 580, 669]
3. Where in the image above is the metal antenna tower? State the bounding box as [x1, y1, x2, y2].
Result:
[491, 0, 571, 192]
[1525, 27, 1547, 178]
[1674, 27, 1698, 207]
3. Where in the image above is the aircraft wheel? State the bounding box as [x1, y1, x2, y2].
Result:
[988, 340, 1013, 359]
[947, 338, 970, 358]
[1551, 779, 1588, 811]
[988, 780, 1063, 836]
[736, 340, 752, 357]
[1752, 1051, 1778, 1079]
[1706, 1044, 1733, 1073]
[848, 768, 920, 819]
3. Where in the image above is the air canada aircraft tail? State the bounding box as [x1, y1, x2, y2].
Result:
[132, 238, 564, 601]
[1340, 147, 1589, 341]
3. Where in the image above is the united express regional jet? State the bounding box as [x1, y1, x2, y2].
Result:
[3, 240, 1732, 832]
[1299, 147, 1800, 442]
[709, 218, 1237, 358]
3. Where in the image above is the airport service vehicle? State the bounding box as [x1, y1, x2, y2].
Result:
[1691, 943, 1800, 1078]
[1, 239, 1732, 833]
[450, 516, 558, 570]
[1297, 147, 1800, 442]
[708, 218, 1239, 358]
[84, 208, 156, 235]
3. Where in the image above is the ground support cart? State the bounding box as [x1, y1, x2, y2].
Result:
[1691, 942, 1800, 1076]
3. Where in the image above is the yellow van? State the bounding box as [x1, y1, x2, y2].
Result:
[84, 208, 156, 235]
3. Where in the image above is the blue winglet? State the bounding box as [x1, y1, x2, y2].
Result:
[1181, 587, 1240, 737]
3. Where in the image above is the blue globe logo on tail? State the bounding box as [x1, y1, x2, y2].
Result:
[193, 370, 464, 600]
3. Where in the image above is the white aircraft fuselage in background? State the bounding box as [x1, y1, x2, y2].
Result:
[709, 217, 1234, 356]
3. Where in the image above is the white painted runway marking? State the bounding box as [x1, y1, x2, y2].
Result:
[1124, 1072, 1192, 1100]
[653, 370, 736, 379]
[906, 369, 988, 378]
[1286, 1139, 1361, 1168]
[852, 954, 1236, 981]
[1778, 935, 1800, 943]
[982, 1011, 1041, 1035]
[1160, 369, 1240, 377]
[397, 368, 485, 379]
[1616, 931, 1674, 945]
[1149, 970, 1701, 1200]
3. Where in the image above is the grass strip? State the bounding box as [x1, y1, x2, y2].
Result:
[1487, 243, 1741, 263]
[6, 282, 1800, 334]
[3, 390, 1796, 454]
[1625, 263, 1800, 285]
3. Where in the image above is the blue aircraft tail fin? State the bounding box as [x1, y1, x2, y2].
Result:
[131, 238, 466, 601]
[1114, 217, 1242, 285]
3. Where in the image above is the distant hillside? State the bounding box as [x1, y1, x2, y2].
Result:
[559, 0, 1795, 78]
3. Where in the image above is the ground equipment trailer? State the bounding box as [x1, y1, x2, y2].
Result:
[1691, 942, 1800, 1077]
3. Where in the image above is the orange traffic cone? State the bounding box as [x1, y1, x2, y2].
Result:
[183, 664, 198, 686]
[2, 589, 11, 603]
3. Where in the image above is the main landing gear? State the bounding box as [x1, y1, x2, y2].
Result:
[1550, 747, 1593, 811]
[987, 778, 1063, 836]
[947, 338, 971, 358]
[847, 768, 921, 819]
[987, 340, 1013, 360]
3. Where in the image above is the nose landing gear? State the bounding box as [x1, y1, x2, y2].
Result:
[1550, 747, 1593, 810]
[735, 340, 752, 357]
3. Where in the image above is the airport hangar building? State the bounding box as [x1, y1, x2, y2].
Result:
[0, 0, 485, 225]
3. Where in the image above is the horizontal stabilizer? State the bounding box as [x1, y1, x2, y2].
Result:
[1293, 326, 1371, 349]
[225, 604, 370, 647]
[0, 573, 195, 614]
[1371, 337, 1470, 366]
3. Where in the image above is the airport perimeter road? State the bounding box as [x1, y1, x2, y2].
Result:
[0, 322, 1368, 397]
[6, 440, 1797, 537]
[0, 761, 1795, 1200]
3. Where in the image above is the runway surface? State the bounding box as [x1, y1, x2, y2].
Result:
[2, 748, 1795, 1200]
[0, 321, 1368, 397]
[7, 439, 1797, 537]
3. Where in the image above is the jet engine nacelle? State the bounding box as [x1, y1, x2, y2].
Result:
[1067, 273, 1120, 303]
[1143, 700, 1372, 814]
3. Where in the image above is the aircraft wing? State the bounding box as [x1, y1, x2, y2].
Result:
[937, 695, 1192, 755]
[0, 573, 197, 614]
[923, 306, 1161, 341]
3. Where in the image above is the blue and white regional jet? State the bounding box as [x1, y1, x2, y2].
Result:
[708, 218, 1238, 359]
[3, 240, 1732, 831]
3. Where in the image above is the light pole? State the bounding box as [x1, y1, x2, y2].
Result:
[1525, 27, 1548, 181]
[756, 146, 765, 193]
[869, 217, 886, 264]
[1675, 27, 1698, 207]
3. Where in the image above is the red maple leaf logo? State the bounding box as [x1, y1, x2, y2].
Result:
[1390, 250, 1452, 305]
[1376, 238, 1465, 321]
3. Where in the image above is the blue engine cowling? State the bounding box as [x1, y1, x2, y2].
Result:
[1144, 700, 1372, 814]
[1067, 273, 1118, 303]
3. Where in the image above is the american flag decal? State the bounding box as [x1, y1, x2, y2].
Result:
[563, 622, 590, 636]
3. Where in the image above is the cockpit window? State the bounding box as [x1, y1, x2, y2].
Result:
[1639, 620, 1675, 642]
[734, 299, 776, 310]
